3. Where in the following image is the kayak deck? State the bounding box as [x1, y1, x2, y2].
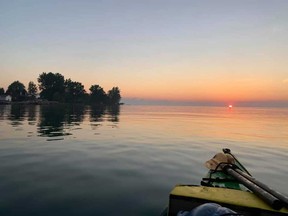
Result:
[201, 148, 251, 191]
[168, 185, 288, 216]
[162, 149, 288, 216]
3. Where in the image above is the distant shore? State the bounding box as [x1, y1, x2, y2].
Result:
[0, 100, 59, 105]
[0, 100, 124, 106]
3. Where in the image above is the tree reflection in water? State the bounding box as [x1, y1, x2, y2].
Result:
[0, 104, 120, 140]
[107, 105, 120, 122]
[89, 105, 120, 130]
[38, 105, 71, 138]
[27, 105, 37, 125]
[8, 104, 26, 127]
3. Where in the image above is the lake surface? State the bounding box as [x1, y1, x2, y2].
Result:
[0, 104, 287, 216]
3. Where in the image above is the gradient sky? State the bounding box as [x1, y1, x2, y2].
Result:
[1, 0, 288, 105]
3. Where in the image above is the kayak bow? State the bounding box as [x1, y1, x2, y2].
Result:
[162, 149, 288, 216]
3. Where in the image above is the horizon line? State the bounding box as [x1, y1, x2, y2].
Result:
[122, 98, 288, 108]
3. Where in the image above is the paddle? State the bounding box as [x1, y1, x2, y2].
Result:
[222, 164, 284, 210]
[223, 148, 288, 209]
[234, 167, 288, 209]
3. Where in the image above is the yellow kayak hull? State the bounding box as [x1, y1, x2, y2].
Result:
[168, 185, 288, 216]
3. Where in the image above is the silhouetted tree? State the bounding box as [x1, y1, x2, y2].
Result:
[0, 87, 4, 95]
[64, 79, 86, 103]
[89, 84, 107, 105]
[5, 72, 122, 104]
[28, 81, 38, 98]
[38, 72, 65, 101]
[108, 87, 121, 105]
[6, 81, 27, 101]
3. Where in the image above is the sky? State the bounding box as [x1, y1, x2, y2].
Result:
[1, 0, 288, 106]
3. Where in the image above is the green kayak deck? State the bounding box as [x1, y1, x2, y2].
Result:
[201, 148, 251, 191]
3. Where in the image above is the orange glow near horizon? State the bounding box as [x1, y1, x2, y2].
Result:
[120, 78, 288, 103]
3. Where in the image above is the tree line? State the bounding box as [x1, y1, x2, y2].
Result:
[0, 72, 121, 105]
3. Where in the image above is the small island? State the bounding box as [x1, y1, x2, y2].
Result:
[0, 72, 121, 106]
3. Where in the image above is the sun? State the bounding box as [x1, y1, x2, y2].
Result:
[228, 105, 233, 109]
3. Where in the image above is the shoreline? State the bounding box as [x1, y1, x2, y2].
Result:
[0, 101, 124, 106]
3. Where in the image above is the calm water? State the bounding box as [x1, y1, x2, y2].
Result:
[0, 104, 287, 216]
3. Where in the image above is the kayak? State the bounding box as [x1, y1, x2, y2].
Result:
[161, 148, 288, 216]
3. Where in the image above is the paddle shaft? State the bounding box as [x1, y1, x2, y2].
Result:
[234, 168, 288, 209]
[223, 165, 283, 210]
